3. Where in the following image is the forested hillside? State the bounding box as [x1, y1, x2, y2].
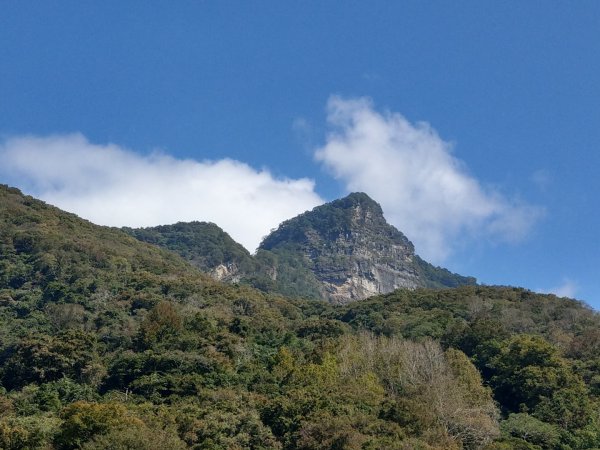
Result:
[127, 193, 476, 304]
[123, 221, 258, 281]
[0, 185, 598, 449]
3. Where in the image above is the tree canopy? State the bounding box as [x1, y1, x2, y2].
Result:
[0, 185, 598, 449]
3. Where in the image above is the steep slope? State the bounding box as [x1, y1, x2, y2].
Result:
[128, 193, 475, 303]
[0, 185, 282, 348]
[260, 192, 475, 303]
[122, 222, 285, 295]
[123, 221, 257, 282]
[0, 185, 205, 295]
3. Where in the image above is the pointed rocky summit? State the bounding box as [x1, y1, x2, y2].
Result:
[259, 193, 475, 303]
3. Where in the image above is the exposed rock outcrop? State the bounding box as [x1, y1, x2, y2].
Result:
[259, 193, 476, 303]
[127, 193, 476, 303]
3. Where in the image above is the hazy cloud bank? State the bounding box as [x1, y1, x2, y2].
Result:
[538, 278, 578, 299]
[315, 96, 543, 262]
[0, 134, 323, 251]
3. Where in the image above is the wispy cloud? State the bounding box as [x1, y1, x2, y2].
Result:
[315, 96, 544, 262]
[538, 278, 578, 298]
[0, 134, 323, 251]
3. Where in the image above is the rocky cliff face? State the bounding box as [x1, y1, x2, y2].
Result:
[260, 193, 426, 303]
[127, 193, 476, 303]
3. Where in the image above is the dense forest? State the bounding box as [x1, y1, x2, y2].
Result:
[0, 185, 599, 449]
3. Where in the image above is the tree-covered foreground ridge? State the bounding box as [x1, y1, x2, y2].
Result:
[0, 184, 598, 450]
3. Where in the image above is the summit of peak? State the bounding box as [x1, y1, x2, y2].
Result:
[332, 192, 383, 213]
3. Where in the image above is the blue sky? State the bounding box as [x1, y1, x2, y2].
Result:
[1, 2, 599, 309]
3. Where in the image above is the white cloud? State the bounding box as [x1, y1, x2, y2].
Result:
[315, 96, 543, 262]
[0, 133, 323, 252]
[538, 278, 578, 298]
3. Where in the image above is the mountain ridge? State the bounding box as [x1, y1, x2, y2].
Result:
[127, 192, 475, 303]
[1, 183, 598, 449]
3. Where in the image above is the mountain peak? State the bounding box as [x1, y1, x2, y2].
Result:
[126, 191, 476, 304]
[256, 193, 474, 303]
[259, 192, 393, 252]
[331, 192, 383, 213]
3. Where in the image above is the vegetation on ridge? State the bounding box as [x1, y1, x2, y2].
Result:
[0, 184, 598, 449]
[128, 192, 475, 304]
[123, 221, 257, 275]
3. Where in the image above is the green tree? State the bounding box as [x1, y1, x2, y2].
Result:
[489, 335, 581, 413]
[501, 413, 560, 449]
[1, 331, 103, 390]
[81, 424, 187, 450]
[136, 301, 183, 348]
[55, 401, 139, 449]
